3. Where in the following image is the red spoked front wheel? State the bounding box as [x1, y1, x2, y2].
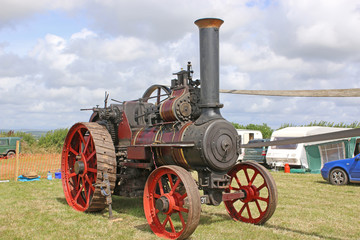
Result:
[143, 165, 201, 240]
[61, 122, 116, 212]
[224, 161, 277, 224]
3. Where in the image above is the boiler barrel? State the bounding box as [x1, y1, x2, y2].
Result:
[131, 119, 239, 173]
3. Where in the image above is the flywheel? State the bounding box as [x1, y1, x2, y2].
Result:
[61, 122, 117, 212]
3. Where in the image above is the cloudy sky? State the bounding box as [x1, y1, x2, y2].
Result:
[1, 0, 360, 131]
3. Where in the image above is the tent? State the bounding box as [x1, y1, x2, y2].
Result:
[266, 126, 360, 173]
[305, 137, 360, 173]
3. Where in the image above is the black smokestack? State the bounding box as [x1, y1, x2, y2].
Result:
[194, 18, 224, 124]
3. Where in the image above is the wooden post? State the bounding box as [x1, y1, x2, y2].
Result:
[14, 140, 20, 181]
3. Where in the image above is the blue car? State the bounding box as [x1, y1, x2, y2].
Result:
[321, 154, 360, 185]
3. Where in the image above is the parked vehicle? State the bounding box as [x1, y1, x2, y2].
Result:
[0, 137, 21, 158]
[266, 127, 352, 170]
[237, 129, 263, 160]
[321, 154, 360, 185]
[243, 139, 270, 165]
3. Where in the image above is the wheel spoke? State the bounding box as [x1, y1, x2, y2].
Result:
[85, 174, 95, 191]
[257, 183, 266, 191]
[76, 131, 84, 154]
[78, 130, 86, 146]
[162, 215, 170, 227]
[84, 135, 91, 154]
[238, 202, 246, 216]
[168, 216, 176, 233]
[69, 146, 78, 155]
[77, 174, 81, 188]
[178, 212, 186, 228]
[173, 205, 189, 213]
[69, 180, 76, 188]
[234, 174, 242, 188]
[88, 167, 97, 173]
[255, 199, 263, 214]
[167, 174, 174, 188]
[256, 196, 269, 202]
[86, 151, 96, 162]
[68, 172, 77, 178]
[244, 169, 251, 184]
[158, 179, 165, 195]
[246, 203, 253, 220]
[74, 185, 84, 201]
[179, 192, 187, 200]
[86, 186, 91, 207]
[82, 177, 88, 202]
[249, 171, 258, 185]
[169, 178, 181, 196]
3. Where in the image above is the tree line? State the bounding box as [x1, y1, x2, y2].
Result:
[232, 121, 360, 139]
[2, 120, 360, 153]
[0, 129, 68, 154]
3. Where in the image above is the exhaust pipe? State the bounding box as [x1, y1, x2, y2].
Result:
[194, 18, 224, 124]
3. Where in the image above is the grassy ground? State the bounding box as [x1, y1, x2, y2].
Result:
[0, 172, 359, 240]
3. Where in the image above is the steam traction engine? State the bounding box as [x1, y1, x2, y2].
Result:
[61, 18, 277, 239]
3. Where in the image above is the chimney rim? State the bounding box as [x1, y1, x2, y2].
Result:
[194, 18, 224, 29]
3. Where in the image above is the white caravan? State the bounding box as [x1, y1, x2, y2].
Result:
[237, 129, 263, 160]
[266, 126, 348, 168]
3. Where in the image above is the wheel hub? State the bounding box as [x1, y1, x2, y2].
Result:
[74, 161, 85, 174]
[156, 196, 170, 213]
[333, 172, 343, 183]
[240, 185, 259, 203]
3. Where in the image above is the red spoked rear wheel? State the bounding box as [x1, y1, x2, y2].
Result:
[224, 161, 277, 224]
[61, 122, 116, 212]
[143, 165, 201, 240]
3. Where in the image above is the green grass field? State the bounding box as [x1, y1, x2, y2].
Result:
[0, 172, 359, 240]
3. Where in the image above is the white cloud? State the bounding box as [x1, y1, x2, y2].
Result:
[0, 76, 23, 91]
[1, 0, 360, 130]
[68, 35, 159, 62]
[0, 0, 85, 27]
[267, 0, 360, 60]
[70, 28, 97, 40]
[30, 34, 78, 70]
[296, 23, 339, 48]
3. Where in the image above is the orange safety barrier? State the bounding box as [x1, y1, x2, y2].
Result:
[0, 153, 61, 180]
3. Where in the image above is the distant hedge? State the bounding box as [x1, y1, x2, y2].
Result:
[232, 121, 360, 140]
[3, 120, 360, 153]
[279, 121, 360, 129]
[38, 128, 69, 152]
[232, 123, 273, 139]
[0, 128, 68, 154]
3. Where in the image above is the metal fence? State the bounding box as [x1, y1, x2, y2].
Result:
[0, 153, 61, 181]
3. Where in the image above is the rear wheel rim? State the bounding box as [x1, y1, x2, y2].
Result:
[61, 122, 116, 212]
[62, 124, 97, 211]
